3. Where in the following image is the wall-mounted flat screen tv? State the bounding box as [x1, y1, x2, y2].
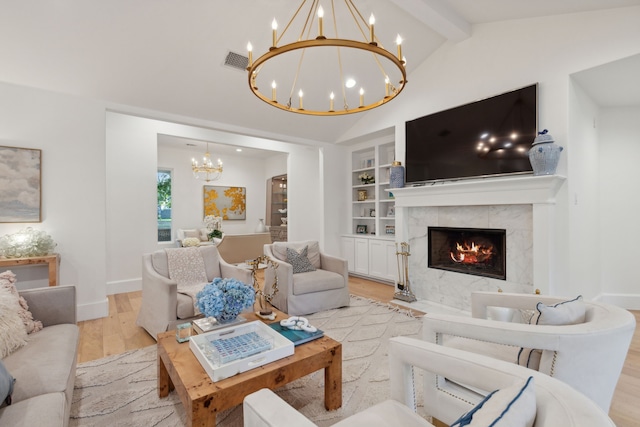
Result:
[405, 84, 538, 184]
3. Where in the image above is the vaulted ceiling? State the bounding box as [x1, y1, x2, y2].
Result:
[1, 0, 638, 144]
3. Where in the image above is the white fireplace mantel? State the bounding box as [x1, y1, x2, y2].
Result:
[391, 174, 567, 303]
[390, 175, 566, 208]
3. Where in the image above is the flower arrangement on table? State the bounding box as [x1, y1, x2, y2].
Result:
[204, 215, 223, 241]
[196, 277, 255, 322]
[358, 172, 374, 185]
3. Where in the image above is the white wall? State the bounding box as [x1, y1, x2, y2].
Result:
[337, 7, 640, 305]
[0, 82, 109, 320]
[599, 107, 640, 308]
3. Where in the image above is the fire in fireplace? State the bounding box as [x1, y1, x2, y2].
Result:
[428, 226, 506, 280]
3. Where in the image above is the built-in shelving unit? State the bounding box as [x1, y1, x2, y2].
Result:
[342, 140, 397, 283]
[350, 142, 396, 237]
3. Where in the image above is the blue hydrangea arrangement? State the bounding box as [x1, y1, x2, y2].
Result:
[196, 277, 255, 321]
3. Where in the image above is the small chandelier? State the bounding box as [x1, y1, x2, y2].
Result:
[191, 142, 223, 182]
[246, 0, 407, 116]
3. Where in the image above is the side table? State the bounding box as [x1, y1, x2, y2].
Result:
[0, 254, 60, 287]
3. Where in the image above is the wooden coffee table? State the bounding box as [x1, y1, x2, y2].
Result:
[157, 312, 342, 427]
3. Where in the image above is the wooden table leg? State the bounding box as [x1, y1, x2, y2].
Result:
[190, 399, 217, 427]
[47, 255, 59, 286]
[324, 344, 342, 410]
[158, 351, 173, 397]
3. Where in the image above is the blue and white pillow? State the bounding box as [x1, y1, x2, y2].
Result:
[450, 376, 536, 427]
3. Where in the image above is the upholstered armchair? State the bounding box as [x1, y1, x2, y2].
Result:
[243, 337, 616, 427]
[136, 245, 252, 340]
[421, 291, 636, 415]
[263, 241, 350, 315]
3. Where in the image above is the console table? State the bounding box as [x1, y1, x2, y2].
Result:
[0, 254, 60, 287]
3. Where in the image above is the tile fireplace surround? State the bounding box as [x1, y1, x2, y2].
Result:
[391, 175, 566, 313]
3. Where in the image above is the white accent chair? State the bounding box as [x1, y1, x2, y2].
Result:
[136, 245, 252, 340]
[263, 241, 350, 315]
[422, 291, 636, 415]
[243, 337, 616, 427]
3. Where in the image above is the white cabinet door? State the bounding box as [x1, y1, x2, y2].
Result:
[384, 240, 398, 282]
[354, 238, 369, 275]
[341, 237, 355, 273]
[368, 239, 387, 279]
[368, 239, 398, 281]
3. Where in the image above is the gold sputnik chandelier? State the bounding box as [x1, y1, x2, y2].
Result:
[191, 142, 223, 182]
[246, 0, 407, 116]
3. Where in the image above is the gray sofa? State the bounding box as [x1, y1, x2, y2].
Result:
[0, 285, 79, 427]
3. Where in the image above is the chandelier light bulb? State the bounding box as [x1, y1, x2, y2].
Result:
[369, 14, 375, 44]
[318, 6, 324, 38]
[385, 76, 390, 97]
[272, 18, 278, 47]
[396, 34, 403, 60]
[271, 80, 277, 101]
[298, 89, 304, 109]
[247, 42, 253, 67]
[359, 88, 364, 107]
[329, 91, 335, 111]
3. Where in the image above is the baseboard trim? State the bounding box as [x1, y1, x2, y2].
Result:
[77, 298, 109, 322]
[597, 293, 640, 310]
[107, 278, 141, 295]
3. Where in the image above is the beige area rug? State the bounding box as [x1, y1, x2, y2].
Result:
[70, 296, 423, 427]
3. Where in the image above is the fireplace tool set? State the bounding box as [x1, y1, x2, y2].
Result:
[394, 242, 417, 302]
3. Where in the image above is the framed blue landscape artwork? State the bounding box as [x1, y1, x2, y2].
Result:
[0, 145, 42, 222]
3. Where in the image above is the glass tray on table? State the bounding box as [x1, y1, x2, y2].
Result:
[189, 320, 294, 382]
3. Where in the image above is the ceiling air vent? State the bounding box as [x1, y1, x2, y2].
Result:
[224, 51, 249, 71]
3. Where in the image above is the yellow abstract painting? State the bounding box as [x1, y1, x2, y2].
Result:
[203, 186, 246, 220]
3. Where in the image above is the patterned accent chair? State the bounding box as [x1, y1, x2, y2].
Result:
[263, 241, 350, 315]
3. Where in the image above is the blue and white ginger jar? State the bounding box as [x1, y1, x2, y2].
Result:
[389, 161, 405, 188]
[528, 129, 563, 176]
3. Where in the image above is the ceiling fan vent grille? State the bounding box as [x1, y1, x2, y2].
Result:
[224, 51, 249, 71]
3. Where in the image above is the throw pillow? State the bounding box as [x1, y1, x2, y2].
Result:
[451, 376, 536, 427]
[0, 360, 15, 407]
[183, 229, 200, 239]
[286, 246, 316, 274]
[0, 286, 29, 359]
[0, 270, 43, 334]
[532, 295, 586, 326]
[273, 241, 321, 268]
[182, 237, 201, 247]
[517, 296, 585, 369]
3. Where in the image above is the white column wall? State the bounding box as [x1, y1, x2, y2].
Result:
[599, 107, 640, 308]
[566, 82, 601, 299]
[0, 82, 108, 320]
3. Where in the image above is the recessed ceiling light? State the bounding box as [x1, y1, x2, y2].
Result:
[345, 78, 356, 88]
[236, 148, 242, 152]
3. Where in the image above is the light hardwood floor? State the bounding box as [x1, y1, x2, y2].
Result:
[77, 276, 639, 426]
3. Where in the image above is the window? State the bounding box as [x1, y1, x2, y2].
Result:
[157, 169, 172, 242]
